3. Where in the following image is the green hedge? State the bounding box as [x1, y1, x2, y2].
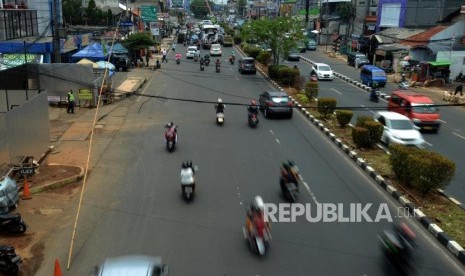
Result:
[364, 120, 384, 147]
[234, 35, 242, 45]
[352, 127, 370, 148]
[277, 67, 300, 86]
[356, 115, 373, 127]
[256, 51, 271, 65]
[317, 97, 337, 118]
[390, 144, 456, 196]
[269, 65, 288, 79]
[245, 46, 262, 59]
[305, 81, 318, 101]
[295, 93, 310, 105]
[335, 110, 353, 128]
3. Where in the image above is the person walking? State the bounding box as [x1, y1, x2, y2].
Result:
[162, 49, 168, 63]
[454, 84, 463, 96]
[145, 55, 150, 67]
[67, 89, 75, 114]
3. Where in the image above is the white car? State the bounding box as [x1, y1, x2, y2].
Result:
[186, 46, 199, 59]
[210, 44, 222, 56]
[374, 111, 425, 148]
[311, 63, 334, 80]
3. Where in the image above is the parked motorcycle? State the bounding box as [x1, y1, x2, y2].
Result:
[0, 245, 22, 275]
[248, 113, 259, 128]
[216, 112, 224, 126]
[370, 89, 380, 102]
[0, 213, 26, 234]
[164, 126, 177, 152]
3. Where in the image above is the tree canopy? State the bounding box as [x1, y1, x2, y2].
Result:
[190, 0, 212, 19]
[241, 17, 305, 65]
[122, 32, 157, 52]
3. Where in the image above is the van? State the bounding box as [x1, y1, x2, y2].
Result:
[347, 52, 369, 68]
[387, 90, 441, 133]
[360, 65, 387, 87]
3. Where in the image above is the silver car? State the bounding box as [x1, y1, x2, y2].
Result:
[374, 111, 425, 148]
[95, 255, 168, 276]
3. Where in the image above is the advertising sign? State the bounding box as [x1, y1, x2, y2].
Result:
[78, 89, 93, 100]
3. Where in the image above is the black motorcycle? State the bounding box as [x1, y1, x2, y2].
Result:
[379, 230, 417, 274]
[248, 112, 259, 128]
[0, 213, 27, 234]
[216, 64, 221, 73]
[280, 177, 298, 203]
[204, 55, 210, 66]
[229, 56, 235, 65]
[0, 245, 22, 275]
[370, 89, 380, 102]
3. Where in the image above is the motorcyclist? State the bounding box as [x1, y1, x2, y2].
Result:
[370, 81, 380, 101]
[200, 57, 205, 69]
[245, 196, 270, 238]
[180, 161, 195, 194]
[247, 99, 259, 120]
[164, 122, 178, 143]
[215, 98, 225, 114]
[215, 58, 221, 67]
[175, 53, 182, 61]
[280, 160, 299, 191]
[229, 52, 235, 63]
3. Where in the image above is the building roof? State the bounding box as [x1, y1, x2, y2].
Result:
[401, 25, 448, 47]
[373, 28, 425, 44]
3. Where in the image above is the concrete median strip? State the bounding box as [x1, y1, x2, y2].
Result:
[20, 165, 85, 195]
[260, 59, 465, 266]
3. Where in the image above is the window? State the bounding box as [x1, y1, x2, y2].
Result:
[378, 116, 386, 126]
[379, 3, 401, 27]
[391, 95, 402, 105]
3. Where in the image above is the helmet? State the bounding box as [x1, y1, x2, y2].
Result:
[282, 162, 290, 170]
[187, 160, 193, 168]
[252, 196, 264, 212]
[181, 162, 187, 169]
[251, 100, 256, 105]
[218, 98, 223, 103]
[168, 122, 174, 127]
[288, 160, 295, 167]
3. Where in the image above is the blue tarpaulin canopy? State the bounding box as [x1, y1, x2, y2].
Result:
[110, 43, 129, 54]
[71, 43, 109, 62]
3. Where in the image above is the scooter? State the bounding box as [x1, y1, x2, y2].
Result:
[200, 62, 205, 71]
[379, 230, 417, 274]
[370, 89, 380, 102]
[283, 182, 298, 203]
[216, 64, 220, 73]
[164, 127, 177, 152]
[243, 222, 271, 256]
[0, 213, 27, 234]
[0, 245, 22, 275]
[176, 58, 180, 65]
[398, 81, 409, 90]
[216, 112, 224, 125]
[248, 113, 259, 128]
[229, 56, 235, 65]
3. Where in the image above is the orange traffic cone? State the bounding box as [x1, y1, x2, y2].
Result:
[54, 259, 62, 276]
[21, 177, 32, 200]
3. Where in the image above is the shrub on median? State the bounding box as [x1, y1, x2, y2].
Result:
[304, 81, 318, 101]
[234, 35, 242, 45]
[317, 97, 337, 118]
[356, 115, 373, 127]
[352, 127, 370, 148]
[364, 120, 384, 147]
[278, 67, 300, 86]
[335, 110, 353, 128]
[295, 93, 310, 105]
[245, 46, 262, 59]
[268, 65, 287, 79]
[256, 51, 271, 65]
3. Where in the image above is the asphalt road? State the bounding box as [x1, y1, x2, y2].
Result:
[298, 50, 465, 204]
[36, 46, 465, 275]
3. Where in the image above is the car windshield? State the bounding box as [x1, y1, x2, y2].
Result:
[390, 120, 413, 130]
[372, 71, 386, 77]
[412, 104, 438, 114]
[271, 96, 289, 103]
[319, 65, 331, 71]
[242, 59, 254, 64]
[188, 47, 197, 51]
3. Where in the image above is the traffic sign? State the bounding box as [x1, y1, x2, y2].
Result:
[141, 5, 157, 22]
[119, 21, 133, 27]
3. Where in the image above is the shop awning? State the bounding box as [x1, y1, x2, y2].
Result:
[428, 61, 452, 66]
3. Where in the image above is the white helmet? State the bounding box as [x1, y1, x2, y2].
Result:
[218, 98, 223, 103]
[252, 196, 264, 212]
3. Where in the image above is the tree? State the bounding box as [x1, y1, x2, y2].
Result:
[190, 0, 212, 19]
[86, 0, 98, 24]
[336, 3, 354, 36]
[237, 0, 247, 17]
[122, 32, 157, 52]
[241, 17, 304, 65]
[63, 0, 82, 25]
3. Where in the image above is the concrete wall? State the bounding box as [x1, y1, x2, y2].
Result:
[404, 0, 462, 28]
[0, 92, 49, 165]
[437, 50, 465, 80]
[28, 0, 63, 37]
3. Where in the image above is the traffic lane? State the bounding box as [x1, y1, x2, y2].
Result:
[316, 78, 465, 200]
[303, 51, 465, 134]
[261, 110, 465, 274]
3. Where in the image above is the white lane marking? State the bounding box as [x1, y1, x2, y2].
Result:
[301, 179, 319, 204]
[360, 105, 376, 114]
[453, 132, 465, 140]
[270, 130, 275, 136]
[424, 141, 433, 146]
[439, 119, 447, 124]
[275, 139, 281, 145]
[331, 88, 342, 94]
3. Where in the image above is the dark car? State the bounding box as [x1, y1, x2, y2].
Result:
[110, 54, 131, 71]
[287, 51, 300, 61]
[259, 91, 293, 118]
[238, 57, 256, 74]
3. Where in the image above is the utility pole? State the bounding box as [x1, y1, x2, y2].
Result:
[305, 0, 309, 27]
[52, 0, 61, 63]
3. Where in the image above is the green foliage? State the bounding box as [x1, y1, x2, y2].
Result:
[295, 93, 310, 105]
[238, 0, 247, 16]
[304, 81, 318, 101]
[317, 97, 337, 118]
[245, 46, 262, 59]
[390, 145, 456, 196]
[277, 67, 300, 86]
[122, 32, 157, 52]
[336, 3, 354, 22]
[256, 51, 271, 65]
[63, 0, 83, 25]
[335, 110, 353, 128]
[268, 64, 287, 79]
[190, 0, 212, 18]
[234, 35, 242, 45]
[240, 17, 305, 65]
[356, 115, 373, 127]
[364, 120, 384, 147]
[352, 127, 370, 148]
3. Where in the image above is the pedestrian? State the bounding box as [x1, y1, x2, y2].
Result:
[162, 49, 167, 63]
[146, 55, 150, 67]
[454, 84, 463, 96]
[67, 89, 75, 114]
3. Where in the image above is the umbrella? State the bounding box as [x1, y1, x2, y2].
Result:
[96, 61, 115, 71]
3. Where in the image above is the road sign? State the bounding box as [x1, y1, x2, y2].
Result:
[78, 89, 93, 100]
[141, 5, 157, 22]
[119, 21, 133, 27]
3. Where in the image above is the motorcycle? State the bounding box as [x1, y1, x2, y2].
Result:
[216, 112, 224, 125]
[243, 218, 271, 256]
[379, 229, 417, 274]
[164, 126, 177, 152]
[455, 72, 465, 82]
[229, 55, 235, 65]
[204, 56, 210, 66]
[0, 245, 22, 275]
[248, 113, 259, 128]
[176, 58, 180, 64]
[370, 89, 380, 102]
[0, 213, 27, 234]
[398, 81, 409, 90]
[216, 64, 220, 73]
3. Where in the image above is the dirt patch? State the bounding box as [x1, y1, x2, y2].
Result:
[27, 165, 82, 188]
[49, 120, 72, 142]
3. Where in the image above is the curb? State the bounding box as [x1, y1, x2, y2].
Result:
[255, 53, 465, 266]
[19, 165, 85, 195]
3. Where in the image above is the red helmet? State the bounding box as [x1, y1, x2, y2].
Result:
[251, 100, 256, 105]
